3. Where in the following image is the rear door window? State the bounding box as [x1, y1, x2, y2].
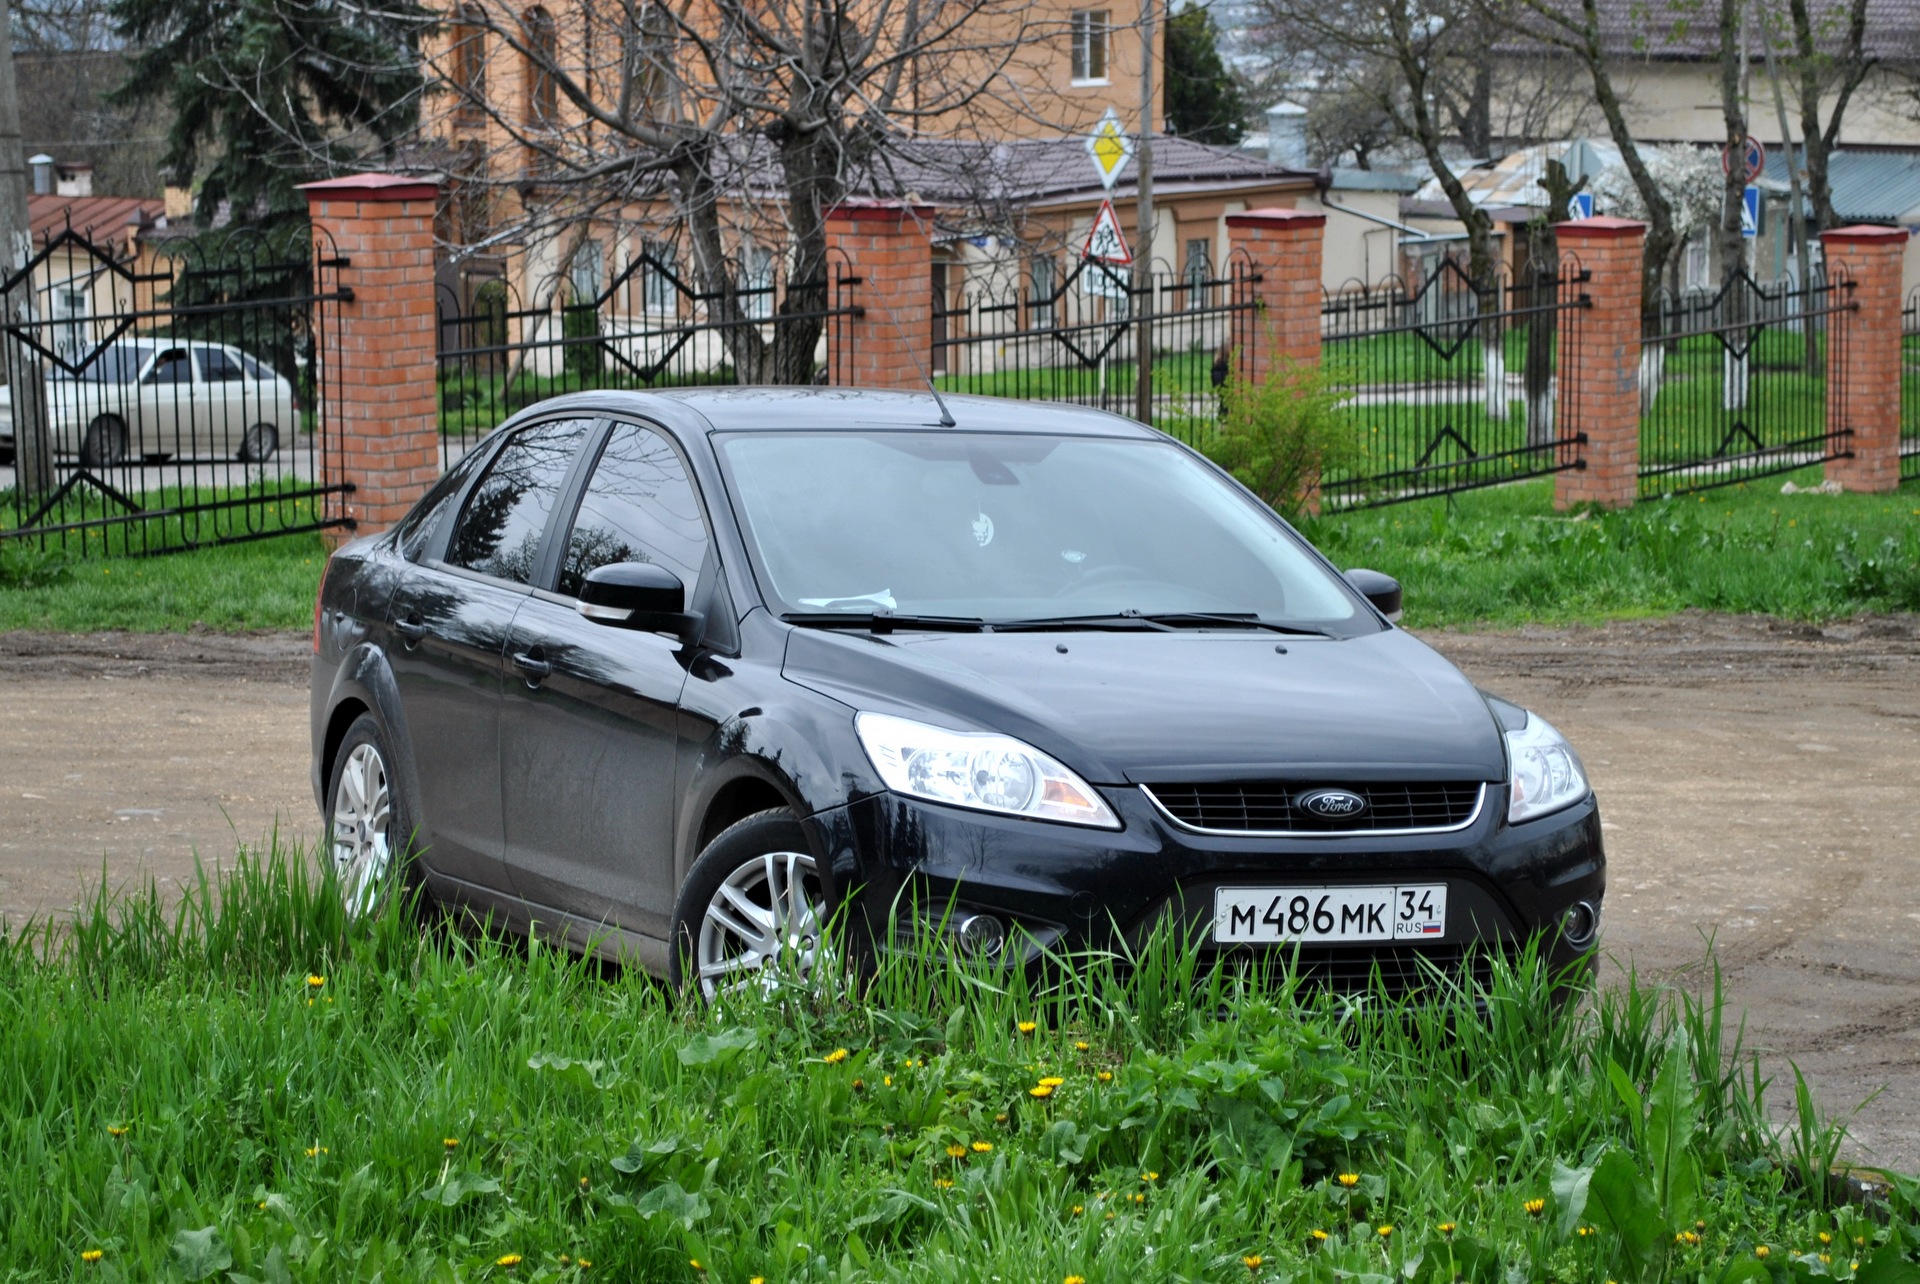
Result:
[445, 419, 594, 584]
[194, 346, 246, 382]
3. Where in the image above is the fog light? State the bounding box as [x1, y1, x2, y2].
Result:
[953, 912, 1007, 958]
[1561, 900, 1600, 948]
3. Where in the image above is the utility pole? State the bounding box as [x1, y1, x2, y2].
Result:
[1131, 0, 1155, 426]
[0, 0, 51, 504]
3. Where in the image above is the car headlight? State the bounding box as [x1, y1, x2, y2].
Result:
[854, 712, 1120, 829]
[1506, 711, 1589, 824]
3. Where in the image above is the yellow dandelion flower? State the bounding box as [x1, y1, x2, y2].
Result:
[934, 1176, 955, 1188]
[496, 1254, 522, 1267]
[1697, 1221, 1708, 1230]
[1377, 1225, 1394, 1238]
[1039, 1076, 1065, 1087]
[1071, 1205, 1084, 1216]
[1854, 1263, 1862, 1272]
[751, 1278, 765, 1284]
[823, 1047, 850, 1064]
[1524, 1198, 1546, 1216]
[1309, 1229, 1329, 1243]
[559, 1257, 570, 1266]
[1030, 1083, 1056, 1098]
[1129, 1192, 1145, 1204]
[994, 1112, 1009, 1123]
[971, 1141, 993, 1153]
[304, 1146, 328, 1157]
[1065, 1276, 1087, 1284]
[946, 1143, 969, 1159]
[1017, 1021, 1038, 1034]
[1822, 1255, 1833, 1265]
[1105, 1211, 1116, 1220]
[884, 1075, 893, 1086]
[1855, 1237, 1866, 1247]
[1755, 1247, 1770, 1260]
[1243, 1254, 1264, 1269]
[258, 1201, 267, 1210]
[1096, 1071, 1113, 1082]
[689, 1260, 704, 1271]
[579, 1261, 591, 1270]
[1820, 1233, 1833, 1245]
[81, 1250, 104, 1264]
[307, 974, 325, 987]
[579, 1175, 590, 1189]
[1075, 1041, 1091, 1051]
[1141, 1171, 1158, 1182]
[1438, 1223, 1457, 1236]
[1577, 1226, 1593, 1238]
[106, 1125, 128, 1138]
[443, 1138, 459, 1149]
[1337, 1172, 1360, 1187]
[852, 1078, 865, 1091]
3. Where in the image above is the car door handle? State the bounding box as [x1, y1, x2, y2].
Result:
[512, 650, 552, 680]
[395, 617, 427, 645]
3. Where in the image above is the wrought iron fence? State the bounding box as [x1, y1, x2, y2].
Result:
[437, 248, 859, 468]
[1318, 257, 1591, 509]
[930, 253, 1261, 443]
[1637, 268, 1852, 497]
[0, 226, 350, 559]
[1903, 287, 1919, 483]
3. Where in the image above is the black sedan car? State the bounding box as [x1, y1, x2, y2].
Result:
[311, 389, 1603, 997]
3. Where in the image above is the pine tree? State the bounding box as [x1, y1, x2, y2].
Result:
[1165, 4, 1249, 146]
[107, 0, 429, 221]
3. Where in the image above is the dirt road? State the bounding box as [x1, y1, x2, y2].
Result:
[3, 615, 1917, 1171]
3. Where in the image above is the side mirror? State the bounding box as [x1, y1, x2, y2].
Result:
[1344, 568, 1403, 622]
[577, 562, 704, 645]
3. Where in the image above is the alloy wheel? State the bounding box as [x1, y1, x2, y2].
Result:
[694, 850, 827, 1000]
[330, 742, 393, 917]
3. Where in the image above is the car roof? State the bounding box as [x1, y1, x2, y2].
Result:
[527, 387, 1162, 439]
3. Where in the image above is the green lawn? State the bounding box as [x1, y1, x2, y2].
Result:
[3, 841, 1914, 1281]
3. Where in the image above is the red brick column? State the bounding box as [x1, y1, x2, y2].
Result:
[1225, 208, 1324, 382]
[825, 201, 935, 390]
[1554, 217, 1646, 510]
[1821, 225, 1907, 493]
[301, 173, 441, 541]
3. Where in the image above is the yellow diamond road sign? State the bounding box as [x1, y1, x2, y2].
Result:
[1085, 108, 1133, 191]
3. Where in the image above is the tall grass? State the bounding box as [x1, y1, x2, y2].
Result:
[2, 840, 1913, 1281]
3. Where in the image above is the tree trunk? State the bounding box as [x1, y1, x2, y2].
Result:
[0, 0, 53, 505]
[1571, 0, 1676, 313]
[1717, 0, 1749, 413]
[1524, 159, 1582, 449]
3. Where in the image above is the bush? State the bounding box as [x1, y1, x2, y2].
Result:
[1202, 356, 1357, 523]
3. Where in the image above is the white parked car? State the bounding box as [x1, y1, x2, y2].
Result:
[0, 339, 298, 467]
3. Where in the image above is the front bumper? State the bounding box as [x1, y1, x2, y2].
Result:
[808, 782, 1605, 981]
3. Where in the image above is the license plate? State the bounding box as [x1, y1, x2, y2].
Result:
[1213, 885, 1448, 944]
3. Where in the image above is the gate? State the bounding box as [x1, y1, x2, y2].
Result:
[0, 225, 349, 559]
[1637, 267, 1854, 497]
[1903, 287, 1919, 483]
[930, 252, 1262, 443]
[1318, 256, 1591, 509]
[437, 247, 859, 468]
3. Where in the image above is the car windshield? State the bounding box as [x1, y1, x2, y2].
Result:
[715, 430, 1367, 631]
[59, 342, 153, 383]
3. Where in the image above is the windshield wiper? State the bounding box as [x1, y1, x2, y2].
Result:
[781, 611, 986, 634]
[995, 610, 1330, 636]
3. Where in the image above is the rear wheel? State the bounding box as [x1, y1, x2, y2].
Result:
[79, 416, 129, 468]
[325, 713, 418, 917]
[669, 808, 832, 1000]
[238, 423, 278, 463]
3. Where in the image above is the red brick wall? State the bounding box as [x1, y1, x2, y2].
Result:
[1554, 218, 1645, 511]
[825, 202, 935, 391]
[1225, 208, 1325, 383]
[1821, 225, 1907, 493]
[301, 174, 442, 541]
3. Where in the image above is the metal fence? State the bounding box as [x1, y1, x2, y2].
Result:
[0, 225, 349, 559]
[437, 249, 860, 468]
[1637, 267, 1853, 497]
[1318, 257, 1591, 510]
[1904, 287, 1920, 483]
[930, 253, 1261, 443]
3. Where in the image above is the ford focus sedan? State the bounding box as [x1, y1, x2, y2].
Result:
[310, 389, 1603, 998]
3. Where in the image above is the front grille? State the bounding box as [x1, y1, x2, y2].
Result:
[1221, 943, 1493, 998]
[1143, 781, 1485, 834]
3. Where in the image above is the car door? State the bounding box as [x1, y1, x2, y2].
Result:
[385, 416, 597, 894]
[137, 346, 194, 458]
[192, 346, 247, 456]
[498, 419, 712, 937]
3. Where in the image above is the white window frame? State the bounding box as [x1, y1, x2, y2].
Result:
[1070, 10, 1109, 84]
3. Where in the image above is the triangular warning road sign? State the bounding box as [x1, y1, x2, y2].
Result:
[1082, 200, 1132, 265]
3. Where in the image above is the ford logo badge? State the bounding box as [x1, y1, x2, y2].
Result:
[1297, 787, 1369, 819]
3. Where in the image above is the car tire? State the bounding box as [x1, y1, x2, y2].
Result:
[325, 713, 420, 918]
[79, 416, 129, 468]
[238, 423, 278, 463]
[668, 807, 833, 1001]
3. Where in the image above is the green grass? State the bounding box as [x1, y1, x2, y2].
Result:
[1302, 473, 1920, 629]
[3, 839, 1915, 1281]
[0, 530, 328, 632]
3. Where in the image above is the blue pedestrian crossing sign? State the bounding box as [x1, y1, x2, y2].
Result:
[1742, 186, 1763, 238]
[1569, 192, 1593, 220]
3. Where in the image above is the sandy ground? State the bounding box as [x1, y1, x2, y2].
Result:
[2, 614, 1916, 1172]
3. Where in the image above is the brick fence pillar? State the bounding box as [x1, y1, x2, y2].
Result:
[1821, 225, 1906, 493]
[825, 201, 935, 390]
[300, 173, 441, 542]
[1554, 217, 1646, 510]
[1224, 208, 1324, 383]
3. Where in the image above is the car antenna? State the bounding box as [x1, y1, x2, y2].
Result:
[868, 282, 958, 427]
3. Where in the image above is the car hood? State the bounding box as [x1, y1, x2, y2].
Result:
[781, 626, 1507, 784]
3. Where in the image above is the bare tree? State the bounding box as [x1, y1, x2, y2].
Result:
[1777, 0, 1872, 232]
[429, 0, 1069, 384]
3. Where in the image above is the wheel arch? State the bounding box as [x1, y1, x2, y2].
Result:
[318, 643, 428, 858]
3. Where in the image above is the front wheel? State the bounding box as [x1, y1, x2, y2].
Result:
[80, 416, 129, 468]
[325, 713, 417, 917]
[238, 423, 279, 463]
[669, 808, 832, 1001]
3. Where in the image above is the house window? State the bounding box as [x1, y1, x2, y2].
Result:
[524, 7, 558, 126]
[1070, 10, 1108, 83]
[1030, 253, 1057, 327]
[1184, 237, 1211, 305]
[641, 240, 677, 313]
[450, 6, 487, 122]
[740, 244, 774, 319]
[51, 284, 88, 364]
[1683, 230, 1710, 293]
